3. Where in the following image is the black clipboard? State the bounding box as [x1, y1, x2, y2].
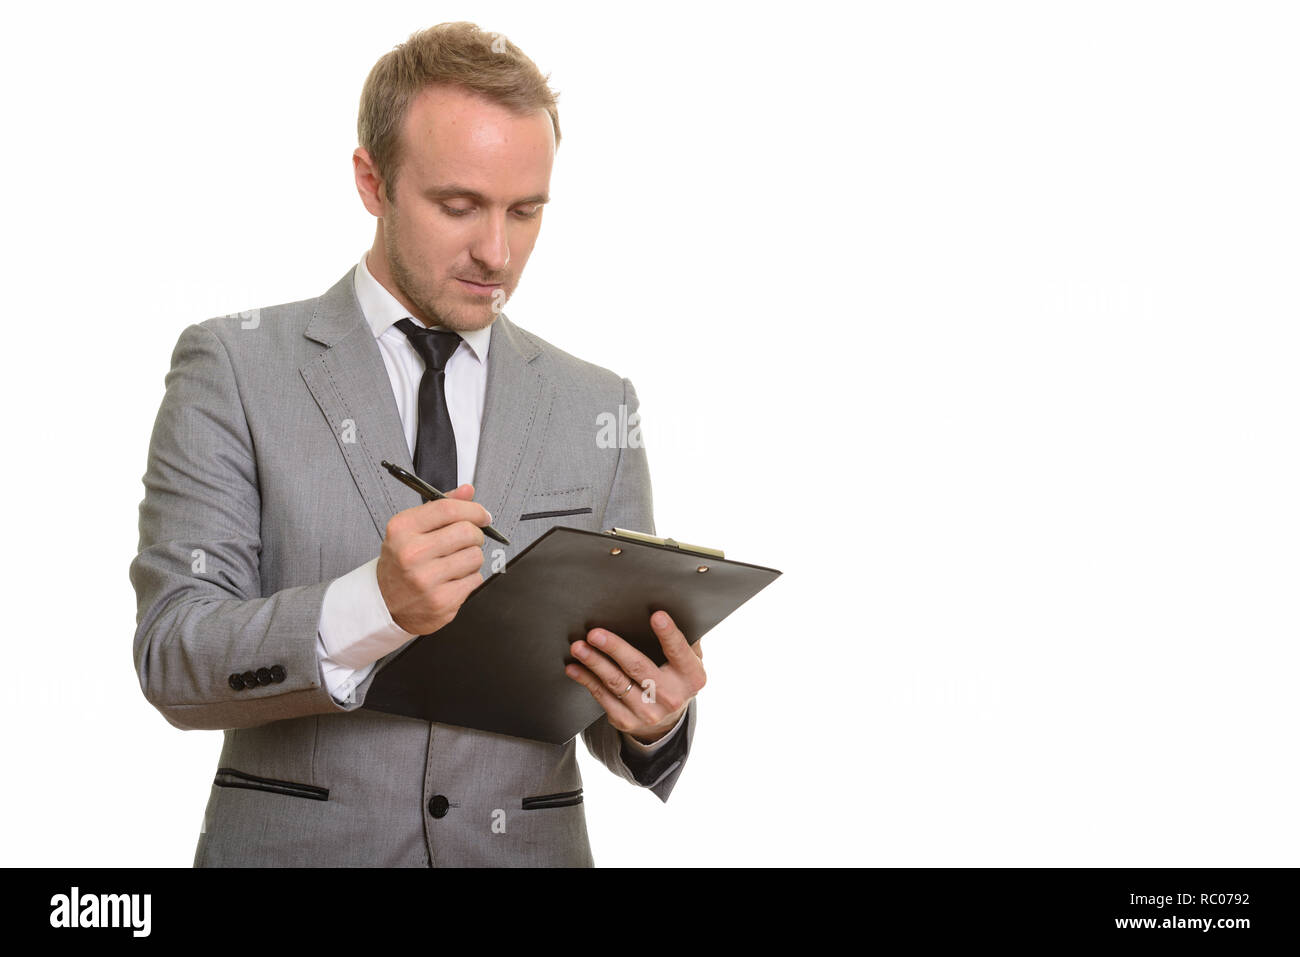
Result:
[362, 526, 782, 743]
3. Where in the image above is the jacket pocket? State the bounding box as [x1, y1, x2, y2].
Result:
[519, 486, 594, 523]
[521, 787, 584, 810]
[213, 766, 329, 801]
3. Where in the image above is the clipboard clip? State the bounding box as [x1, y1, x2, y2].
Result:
[607, 527, 725, 559]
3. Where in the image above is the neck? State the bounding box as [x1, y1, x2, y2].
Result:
[364, 243, 434, 326]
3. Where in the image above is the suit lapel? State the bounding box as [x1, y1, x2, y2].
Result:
[299, 266, 552, 547]
[300, 268, 417, 542]
[472, 313, 552, 547]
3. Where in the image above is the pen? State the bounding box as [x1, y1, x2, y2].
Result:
[381, 460, 510, 545]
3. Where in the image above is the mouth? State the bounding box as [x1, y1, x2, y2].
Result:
[457, 278, 504, 296]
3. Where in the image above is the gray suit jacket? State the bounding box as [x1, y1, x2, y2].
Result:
[130, 265, 697, 866]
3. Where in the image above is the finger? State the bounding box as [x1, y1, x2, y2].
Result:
[395, 493, 492, 535]
[570, 639, 659, 721]
[426, 542, 487, 584]
[402, 520, 484, 567]
[427, 567, 482, 615]
[424, 496, 493, 530]
[650, 611, 703, 672]
[430, 518, 487, 556]
[584, 627, 659, 689]
[443, 486, 496, 529]
[564, 661, 640, 731]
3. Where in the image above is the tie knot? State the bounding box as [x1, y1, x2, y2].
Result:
[395, 318, 462, 372]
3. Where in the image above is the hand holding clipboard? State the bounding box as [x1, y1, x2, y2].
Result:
[363, 524, 782, 743]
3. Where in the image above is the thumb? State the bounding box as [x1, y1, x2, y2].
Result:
[447, 483, 492, 526]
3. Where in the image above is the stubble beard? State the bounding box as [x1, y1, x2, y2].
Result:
[384, 217, 502, 334]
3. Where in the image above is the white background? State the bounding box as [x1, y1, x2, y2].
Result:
[1, 0, 1297, 867]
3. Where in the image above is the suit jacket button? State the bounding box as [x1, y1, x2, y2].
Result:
[228, 673, 245, 691]
[427, 795, 450, 819]
[269, 664, 286, 683]
[241, 670, 258, 688]
[256, 667, 272, 686]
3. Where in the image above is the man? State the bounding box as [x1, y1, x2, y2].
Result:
[130, 21, 704, 867]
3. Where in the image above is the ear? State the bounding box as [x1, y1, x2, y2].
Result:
[353, 147, 386, 218]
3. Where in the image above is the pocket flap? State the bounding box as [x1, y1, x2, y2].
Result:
[521, 787, 584, 810]
[519, 486, 594, 522]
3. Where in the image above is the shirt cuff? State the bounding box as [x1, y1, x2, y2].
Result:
[621, 707, 688, 755]
[317, 637, 376, 705]
[318, 557, 418, 670]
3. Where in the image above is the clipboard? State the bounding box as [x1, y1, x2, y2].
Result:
[362, 526, 782, 743]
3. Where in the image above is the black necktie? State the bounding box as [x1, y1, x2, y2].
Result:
[394, 318, 463, 492]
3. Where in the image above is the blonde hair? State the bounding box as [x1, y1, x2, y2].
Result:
[358, 21, 561, 202]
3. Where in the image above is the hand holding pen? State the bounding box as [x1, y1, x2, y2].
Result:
[373, 460, 506, 636]
[381, 460, 509, 545]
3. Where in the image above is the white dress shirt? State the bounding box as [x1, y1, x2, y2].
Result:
[313, 251, 683, 754]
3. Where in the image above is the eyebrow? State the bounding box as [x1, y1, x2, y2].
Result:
[423, 184, 550, 206]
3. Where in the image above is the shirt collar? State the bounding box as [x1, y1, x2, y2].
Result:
[354, 250, 492, 363]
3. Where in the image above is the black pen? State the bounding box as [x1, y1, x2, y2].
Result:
[381, 460, 510, 545]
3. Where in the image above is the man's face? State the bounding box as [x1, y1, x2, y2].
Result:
[363, 84, 555, 332]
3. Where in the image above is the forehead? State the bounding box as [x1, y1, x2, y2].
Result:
[398, 84, 554, 192]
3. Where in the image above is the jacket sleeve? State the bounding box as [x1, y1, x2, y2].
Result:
[580, 376, 698, 801]
[130, 322, 353, 731]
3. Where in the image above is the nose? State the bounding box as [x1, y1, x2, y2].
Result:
[469, 211, 511, 275]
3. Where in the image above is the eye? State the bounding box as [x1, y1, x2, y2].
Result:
[441, 205, 473, 217]
[514, 205, 543, 219]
